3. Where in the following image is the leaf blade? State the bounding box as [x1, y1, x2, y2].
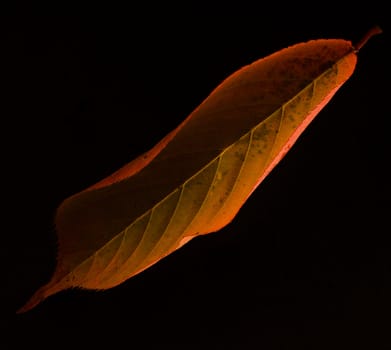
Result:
[18, 38, 360, 313]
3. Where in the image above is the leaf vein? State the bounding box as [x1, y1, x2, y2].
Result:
[118, 207, 155, 269]
[129, 187, 184, 271]
[210, 129, 253, 220]
[176, 156, 222, 240]
[97, 230, 126, 281]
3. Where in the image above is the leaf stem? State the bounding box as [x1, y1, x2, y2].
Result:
[354, 25, 382, 52]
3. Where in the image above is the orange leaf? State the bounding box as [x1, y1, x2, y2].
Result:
[17, 27, 381, 313]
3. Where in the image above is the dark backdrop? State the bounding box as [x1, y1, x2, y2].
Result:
[4, 4, 390, 349]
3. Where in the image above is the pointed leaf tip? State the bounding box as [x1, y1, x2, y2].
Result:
[17, 292, 43, 314]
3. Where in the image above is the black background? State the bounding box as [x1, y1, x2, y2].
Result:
[4, 3, 390, 349]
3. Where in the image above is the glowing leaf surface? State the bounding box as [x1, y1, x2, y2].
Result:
[19, 31, 379, 313]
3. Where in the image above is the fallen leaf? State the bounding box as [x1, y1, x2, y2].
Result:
[17, 27, 381, 313]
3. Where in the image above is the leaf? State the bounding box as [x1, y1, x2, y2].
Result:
[17, 27, 381, 313]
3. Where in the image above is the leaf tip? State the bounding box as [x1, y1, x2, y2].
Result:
[354, 25, 382, 52]
[16, 287, 47, 314]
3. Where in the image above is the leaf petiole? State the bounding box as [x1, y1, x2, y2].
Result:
[354, 25, 382, 52]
